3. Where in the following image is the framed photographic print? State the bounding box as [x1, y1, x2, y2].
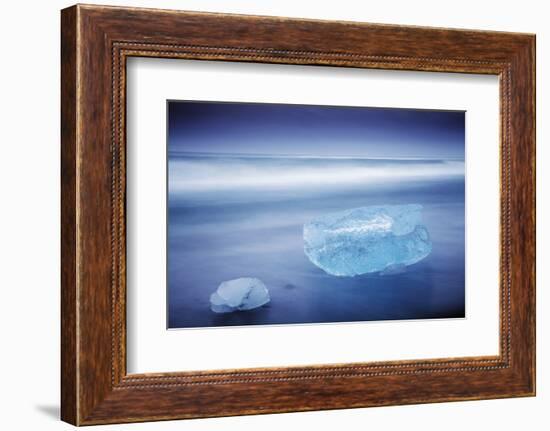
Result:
[61, 4, 536, 425]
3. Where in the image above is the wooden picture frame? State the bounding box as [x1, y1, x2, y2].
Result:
[61, 4, 535, 425]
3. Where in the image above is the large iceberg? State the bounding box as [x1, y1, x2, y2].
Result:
[303, 205, 432, 276]
[210, 277, 270, 313]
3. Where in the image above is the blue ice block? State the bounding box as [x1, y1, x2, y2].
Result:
[210, 277, 270, 313]
[303, 205, 432, 276]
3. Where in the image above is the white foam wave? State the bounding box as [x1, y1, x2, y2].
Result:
[169, 158, 465, 192]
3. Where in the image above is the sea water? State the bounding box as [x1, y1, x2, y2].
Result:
[167, 153, 465, 328]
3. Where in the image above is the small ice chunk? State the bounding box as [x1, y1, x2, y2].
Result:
[304, 205, 432, 276]
[210, 277, 270, 313]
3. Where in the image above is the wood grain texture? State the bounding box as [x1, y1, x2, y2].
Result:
[60, 5, 78, 425]
[60, 4, 536, 425]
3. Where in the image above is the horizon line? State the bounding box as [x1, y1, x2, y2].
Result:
[167, 150, 465, 161]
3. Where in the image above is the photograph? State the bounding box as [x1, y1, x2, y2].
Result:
[167, 101, 466, 329]
[1, 0, 540, 428]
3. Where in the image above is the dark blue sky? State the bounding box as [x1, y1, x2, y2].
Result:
[168, 101, 464, 158]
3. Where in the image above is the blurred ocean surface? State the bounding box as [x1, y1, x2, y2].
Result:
[167, 152, 465, 329]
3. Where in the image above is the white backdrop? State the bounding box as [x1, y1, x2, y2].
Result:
[0, 1, 547, 430]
